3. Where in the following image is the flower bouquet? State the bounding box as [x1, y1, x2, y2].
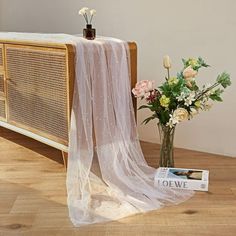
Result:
[132, 56, 231, 167]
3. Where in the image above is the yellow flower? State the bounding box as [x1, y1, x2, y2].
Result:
[168, 77, 178, 86]
[188, 58, 199, 68]
[194, 100, 201, 108]
[160, 95, 170, 108]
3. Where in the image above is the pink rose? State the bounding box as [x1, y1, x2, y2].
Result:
[132, 87, 146, 98]
[183, 66, 198, 79]
[132, 80, 154, 98]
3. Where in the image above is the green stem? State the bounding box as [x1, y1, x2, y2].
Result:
[195, 82, 220, 100]
[159, 125, 175, 167]
[167, 68, 170, 80]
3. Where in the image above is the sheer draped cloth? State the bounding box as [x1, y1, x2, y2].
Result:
[0, 33, 193, 227]
[67, 38, 194, 226]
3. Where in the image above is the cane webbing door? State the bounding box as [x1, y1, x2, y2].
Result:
[0, 44, 3, 69]
[0, 44, 6, 120]
[0, 45, 4, 96]
[0, 74, 5, 95]
[5, 44, 69, 145]
[0, 99, 6, 120]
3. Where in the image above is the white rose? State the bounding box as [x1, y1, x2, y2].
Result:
[173, 108, 189, 122]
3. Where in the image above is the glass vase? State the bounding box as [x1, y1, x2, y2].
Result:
[83, 24, 96, 40]
[158, 123, 175, 167]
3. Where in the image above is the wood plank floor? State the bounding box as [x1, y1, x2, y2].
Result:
[0, 126, 235, 236]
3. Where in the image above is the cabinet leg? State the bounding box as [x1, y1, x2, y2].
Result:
[61, 151, 68, 170]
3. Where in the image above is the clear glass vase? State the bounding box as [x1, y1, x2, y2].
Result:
[158, 123, 175, 167]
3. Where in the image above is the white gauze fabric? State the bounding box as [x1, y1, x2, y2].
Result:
[0, 32, 194, 226]
[67, 37, 194, 226]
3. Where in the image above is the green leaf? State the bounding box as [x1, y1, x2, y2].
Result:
[177, 72, 184, 80]
[191, 82, 199, 91]
[142, 115, 157, 125]
[159, 110, 170, 124]
[198, 57, 210, 68]
[171, 78, 185, 95]
[182, 58, 187, 68]
[150, 102, 158, 111]
[209, 88, 224, 102]
[214, 88, 224, 95]
[209, 94, 223, 102]
[138, 105, 152, 110]
[159, 83, 173, 97]
[217, 72, 231, 88]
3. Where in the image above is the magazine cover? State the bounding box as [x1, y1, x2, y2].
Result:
[155, 167, 209, 191]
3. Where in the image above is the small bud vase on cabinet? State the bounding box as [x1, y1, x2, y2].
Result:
[83, 24, 96, 40]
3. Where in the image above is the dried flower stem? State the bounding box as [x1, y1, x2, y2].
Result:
[90, 15, 94, 24]
[84, 13, 89, 24]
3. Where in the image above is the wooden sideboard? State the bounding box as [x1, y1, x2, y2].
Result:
[0, 39, 137, 164]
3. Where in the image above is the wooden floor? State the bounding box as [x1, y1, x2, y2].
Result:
[0, 126, 235, 236]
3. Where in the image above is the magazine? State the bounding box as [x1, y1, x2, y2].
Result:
[155, 167, 209, 191]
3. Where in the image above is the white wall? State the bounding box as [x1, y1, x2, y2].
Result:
[0, 0, 235, 157]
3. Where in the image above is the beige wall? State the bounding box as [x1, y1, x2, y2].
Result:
[0, 0, 235, 156]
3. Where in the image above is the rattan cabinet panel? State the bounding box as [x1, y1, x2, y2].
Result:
[0, 44, 3, 68]
[5, 45, 69, 145]
[0, 99, 6, 120]
[0, 44, 6, 120]
[0, 39, 136, 153]
[0, 74, 4, 93]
